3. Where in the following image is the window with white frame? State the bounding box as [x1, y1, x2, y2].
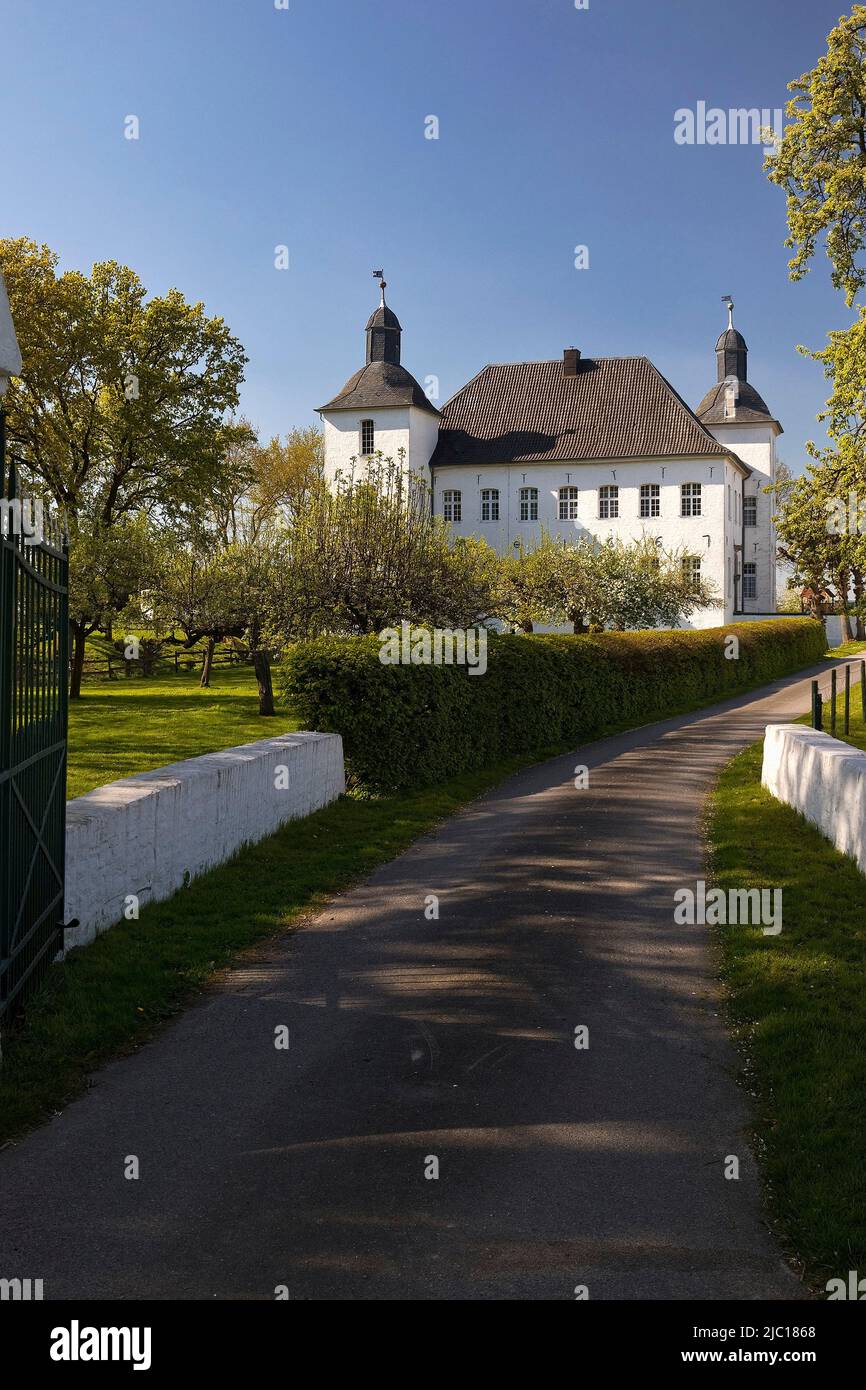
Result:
[443, 489, 462, 523]
[744, 494, 757, 528]
[639, 483, 660, 518]
[519, 486, 538, 521]
[681, 482, 702, 517]
[682, 555, 702, 593]
[481, 488, 500, 522]
[360, 419, 375, 456]
[743, 562, 757, 600]
[599, 484, 619, 519]
[559, 485, 579, 521]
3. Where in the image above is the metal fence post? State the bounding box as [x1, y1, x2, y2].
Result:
[831, 668, 837, 736]
[845, 663, 851, 736]
[811, 679, 822, 730]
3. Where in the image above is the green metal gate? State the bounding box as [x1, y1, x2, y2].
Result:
[0, 410, 69, 1021]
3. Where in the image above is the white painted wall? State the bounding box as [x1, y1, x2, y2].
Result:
[64, 731, 345, 952]
[431, 456, 739, 626]
[824, 615, 844, 647]
[322, 405, 439, 485]
[762, 723, 866, 876]
[705, 422, 777, 613]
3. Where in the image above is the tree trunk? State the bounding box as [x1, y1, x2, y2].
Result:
[252, 649, 275, 716]
[103, 617, 113, 641]
[69, 621, 87, 700]
[841, 608, 853, 643]
[852, 568, 866, 639]
[521, 619, 534, 633]
[200, 636, 215, 688]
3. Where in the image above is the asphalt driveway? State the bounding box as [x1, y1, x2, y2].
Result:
[0, 662, 845, 1300]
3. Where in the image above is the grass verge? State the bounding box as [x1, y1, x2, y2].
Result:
[707, 740, 866, 1288]
[0, 747, 569, 1146]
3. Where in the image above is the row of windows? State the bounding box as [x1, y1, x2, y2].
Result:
[358, 423, 763, 531]
[442, 483, 760, 525]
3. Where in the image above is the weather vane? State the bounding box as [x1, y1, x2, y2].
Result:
[722, 293, 734, 328]
[373, 269, 387, 304]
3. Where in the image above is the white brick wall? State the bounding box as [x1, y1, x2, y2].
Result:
[761, 724, 866, 875]
[64, 731, 345, 951]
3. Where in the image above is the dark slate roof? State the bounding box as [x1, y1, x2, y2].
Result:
[319, 359, 440, 416]
[430, 356, 737, 468]
[716, 326, 747, 354]
[695, 379, 781, 429]
[366, 304, 401, 331]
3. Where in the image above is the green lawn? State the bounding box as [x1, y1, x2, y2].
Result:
[67, 664, 294, 800]
[708, 741, 866, 1288]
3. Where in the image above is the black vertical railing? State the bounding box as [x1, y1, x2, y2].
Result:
[0, 409, 69, 1022]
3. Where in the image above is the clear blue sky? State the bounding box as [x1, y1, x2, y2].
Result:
[0, 0, 853, 471]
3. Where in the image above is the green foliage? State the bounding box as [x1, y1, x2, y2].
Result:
[773, 457, 866, 634]
[283, 619, 828, 793]
[499, 530, 716, 632]
[0, 237, 249, 526]
[284, 454, 501, 636]
[765, 5, 866, 305]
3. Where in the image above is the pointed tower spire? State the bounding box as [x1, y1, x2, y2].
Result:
[365, 270, 402, 365]
[716, 295, 747, 382]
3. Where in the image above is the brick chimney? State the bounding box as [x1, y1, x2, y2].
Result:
[563, 346, 581, 376]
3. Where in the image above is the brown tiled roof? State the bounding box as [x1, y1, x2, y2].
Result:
[430, 356, 735, 468]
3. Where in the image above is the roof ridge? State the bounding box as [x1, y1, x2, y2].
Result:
[481, 355, 651, 367]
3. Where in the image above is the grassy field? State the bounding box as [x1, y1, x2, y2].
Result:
[67, 663, 294, 800]
[707, 730, 866, 1288]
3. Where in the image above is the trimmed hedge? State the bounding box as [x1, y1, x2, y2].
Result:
[282, 620, 828, 793]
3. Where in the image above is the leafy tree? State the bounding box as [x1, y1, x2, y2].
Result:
[147, 532, 290, 711]
[67, 516, 156, 694]
[200, 425, 323, 550]
[501, 532, 716, 633]
[284, 454, 500, 636]
[773, 461, 866, 637]
[249, 427, 324, 526]
[0, 237, 249, 692]
[766, 5, 866, 305]
[146, 541, 238, 688]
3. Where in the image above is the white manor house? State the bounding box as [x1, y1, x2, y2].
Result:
[319, 281, 780, 627]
